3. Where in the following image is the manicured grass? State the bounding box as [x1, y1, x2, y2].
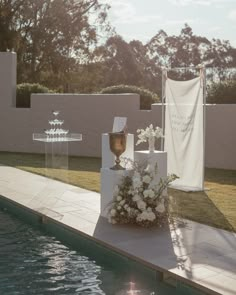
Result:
[0, 152, 101, 192]
[0, 152, 235, 232]
[169, 168, 236, 232]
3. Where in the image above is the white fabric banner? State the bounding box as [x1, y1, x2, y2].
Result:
[164, 77, 204, 191]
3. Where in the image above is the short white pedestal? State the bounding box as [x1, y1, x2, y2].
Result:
[134, 151, 167, 194]
[100, 168, 131, 218]
[102, 133, 134, 169]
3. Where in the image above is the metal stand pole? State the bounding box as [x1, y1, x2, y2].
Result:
[161, 69, 166, 151]
[202, 66, 207, 191]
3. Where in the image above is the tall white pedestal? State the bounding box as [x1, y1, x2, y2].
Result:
[102, 133, 134, 169]
[100, 168, 132, 218]
[134, 151, 167, 194]
[100, 133, 134, 218]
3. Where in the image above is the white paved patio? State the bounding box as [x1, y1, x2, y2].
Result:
[0, 165, 235, 295]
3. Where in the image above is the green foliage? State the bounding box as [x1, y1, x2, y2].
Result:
[100, 85, 160, 109]
[16, 83, 51, 108]
[0, 0, 110, 88]
[207, 81, 236, 104]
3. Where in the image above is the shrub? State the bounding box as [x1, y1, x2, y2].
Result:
[16, 83, 52, 108]
[207, 81, 236, 104]
[100, 85, 160, 110]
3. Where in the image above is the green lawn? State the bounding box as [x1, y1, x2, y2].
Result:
[0, 152, 235, 232]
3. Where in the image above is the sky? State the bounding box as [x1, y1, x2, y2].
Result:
[101, 0, 236, 47]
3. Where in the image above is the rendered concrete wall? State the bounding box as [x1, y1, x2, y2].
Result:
[0, 52, 235, 170]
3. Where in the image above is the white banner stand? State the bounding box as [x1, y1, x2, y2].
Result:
[161, 66, 206, 192]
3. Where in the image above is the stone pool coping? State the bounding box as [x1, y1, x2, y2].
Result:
[0, 165, 235, 295]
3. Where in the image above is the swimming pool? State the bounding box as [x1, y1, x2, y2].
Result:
[0, 208, 179, 295]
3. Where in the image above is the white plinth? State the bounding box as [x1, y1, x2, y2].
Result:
[100, 168, 132, 218]
[102, 133, 134, 169]
[134, 151, 167, 194]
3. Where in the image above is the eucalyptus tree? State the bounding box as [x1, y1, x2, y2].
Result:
[0, 0, 111, 87]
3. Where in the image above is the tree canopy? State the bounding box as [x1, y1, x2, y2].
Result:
[0, 0, 111, 87]
[1, 2, 236, 97]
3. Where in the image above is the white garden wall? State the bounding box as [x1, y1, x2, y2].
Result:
[0, 52, 235, 170]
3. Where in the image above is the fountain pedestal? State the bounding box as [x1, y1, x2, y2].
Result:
[33, 111, 82, 181]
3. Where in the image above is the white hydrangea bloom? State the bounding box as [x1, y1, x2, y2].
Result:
[143, 189, 155, 199]
[110, 209, 116, 217]
[120, 200, 126, 206]
[132, 194, 141, 202]
[155, 202, 165, 213]
[116, 195, 122, 202]
[132, 172, 142, 189]
[137, 211, 156, 222]
[143, 175, 151, 184]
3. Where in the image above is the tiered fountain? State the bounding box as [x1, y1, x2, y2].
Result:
[33, 110, 82, 143]
[33, 111, 82, 181]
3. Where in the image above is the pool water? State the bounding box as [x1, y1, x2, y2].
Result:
[0, 209, 177, 295]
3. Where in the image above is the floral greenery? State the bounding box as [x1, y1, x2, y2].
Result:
[108, 160, 178, 227]
[136, 124, 163, 146]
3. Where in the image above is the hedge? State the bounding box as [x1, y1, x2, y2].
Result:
[16, 83, 51, 108]
[100, 85, 160, 109]
[207, 81, 236, 104]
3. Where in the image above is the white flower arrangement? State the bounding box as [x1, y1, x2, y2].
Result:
[108, 160, 178, 227]
[136, 124, 163, 146]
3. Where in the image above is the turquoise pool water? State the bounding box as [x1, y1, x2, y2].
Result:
[0, 208, 178, 295]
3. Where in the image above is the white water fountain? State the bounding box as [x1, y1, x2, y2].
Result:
[33, 110, 82, 143]
[33, 110, 82, 181]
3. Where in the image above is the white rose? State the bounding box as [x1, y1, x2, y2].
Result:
[138, 211, 148, 221]
[117, 206, 122, 211]
[133, 178, 142, 189]
[110, 209, 116, 217]
[155, 203, 165, 213]
[147, 212, 156, 221]
[137, 200, 146, 211]
[143, 189, 149, 198]
[148, 189, 155, 198]
[143, 175, 151, 184]
[124, 204, 129, 210]
[143, 189, 155, 199]
[132, 194, 141, 202]
[116, 195, 122, 202]
[136, 214, 142, 222]
[120, 200, 125, 206]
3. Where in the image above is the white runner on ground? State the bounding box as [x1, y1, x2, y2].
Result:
[164, 77, 204, 191]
